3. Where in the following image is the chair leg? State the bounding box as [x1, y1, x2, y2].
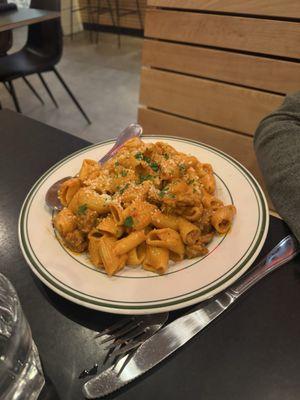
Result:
[70, 0, 74, 40]
[7, 81, 21, 113]
[115, 0, 121, 48]
[52, 67, 91, 125]
[3, 81, 11, 94]
[87, 0, 93, 43]
[22, 76, 44, 105]
[38, 73, 58, 108]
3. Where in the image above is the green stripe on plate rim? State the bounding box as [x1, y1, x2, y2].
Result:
[18, 135, 268, 311]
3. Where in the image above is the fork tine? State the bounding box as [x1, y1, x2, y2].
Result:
[94, 316, 134, 339]
[98, 320, 142, 345]
[105, 324, 146, 350]
[109, 326, 161, 358]
[109, 338, 143, 358]
[116, 350, 136, 376]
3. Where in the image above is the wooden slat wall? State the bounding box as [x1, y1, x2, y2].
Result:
[142, 40, 300, 95]
[79, 0, 146, 30]
[145, 10, 300, 59]
[139, 1, 300, 209]
[148, 0, 300, 19]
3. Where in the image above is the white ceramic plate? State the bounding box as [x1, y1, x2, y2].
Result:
[18, 136, 269, 315]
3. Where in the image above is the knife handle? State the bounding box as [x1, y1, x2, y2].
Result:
[228, 235, 299, 297]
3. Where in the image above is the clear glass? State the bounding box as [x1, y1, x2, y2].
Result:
[0, 274, 45, 400]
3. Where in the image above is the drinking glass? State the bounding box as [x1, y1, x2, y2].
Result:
[0, 274, 45, 399]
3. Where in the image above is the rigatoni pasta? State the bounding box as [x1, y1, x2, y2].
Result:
[53, 138, 236, 276]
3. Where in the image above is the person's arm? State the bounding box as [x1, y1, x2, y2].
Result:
[254, 92, 300, 240]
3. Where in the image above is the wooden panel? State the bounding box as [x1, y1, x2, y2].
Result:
[148, 0, 300, 19]
[138, 107, 273, 207]
[145, 9, 300, 59]
[142, 40, 300, 94]
[139, 68, 283, 135]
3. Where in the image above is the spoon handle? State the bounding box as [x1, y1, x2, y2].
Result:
[99, 123, 142, 165]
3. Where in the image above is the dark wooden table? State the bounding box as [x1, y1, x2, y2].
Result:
[1, 108, 300, 400]
[0, 8, 60, 32]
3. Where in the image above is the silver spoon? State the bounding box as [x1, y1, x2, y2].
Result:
[45, 123, 143, 211]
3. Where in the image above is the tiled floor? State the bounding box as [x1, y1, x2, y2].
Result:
[0, 30, 142, 143]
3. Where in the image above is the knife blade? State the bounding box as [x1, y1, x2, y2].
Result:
[82, 235, 299, 399]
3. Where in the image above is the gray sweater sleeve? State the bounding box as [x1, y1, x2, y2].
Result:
[254, 91, 300, 240]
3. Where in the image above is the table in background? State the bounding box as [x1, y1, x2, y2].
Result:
[1, 108, 300, 400]
[0, 8, 60, 32]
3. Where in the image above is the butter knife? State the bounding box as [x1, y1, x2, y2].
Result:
[83, 235, 299, 399]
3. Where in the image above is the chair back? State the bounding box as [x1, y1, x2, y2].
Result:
[26, 0, 62, 64]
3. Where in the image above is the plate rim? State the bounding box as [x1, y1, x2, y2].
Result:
[18, 135, 269, 314]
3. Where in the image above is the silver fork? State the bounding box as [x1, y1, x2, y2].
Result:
[79, 313, 169, 379]
[95, 313, 169, 358]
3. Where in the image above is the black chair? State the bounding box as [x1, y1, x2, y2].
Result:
[0, 1, 44, 108]
[0, 0, 91, 123]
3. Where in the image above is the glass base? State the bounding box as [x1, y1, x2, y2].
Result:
[3, 342, 45, 400]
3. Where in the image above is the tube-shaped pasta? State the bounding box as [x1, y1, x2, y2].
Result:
[88, 232, 103, 267]
[182, 206, 203, 222]
[178, 218, 201, 245]
[202, 190, 223, 210]
[53, 208, 77, 236]
[114, 230, 146, 256]
[97, 215, 124, 238]
[58, 178, 82, 206]
[127, 243, 146, 266]
[123, 200, 157, 231]
[185, 242, 209, 259]
[199, 232, 214, 245]
[200, 173, 215, 194]
[79, 159, 100, 180]
[68, 188, 111, 215]
[98, 235, 127, 275]
[110, 203, 124, 226]
[143, 245, 169, 274]
[211, 205, 236, 234]
[151, 210, 179, 231]
[146, 228, 184, 261]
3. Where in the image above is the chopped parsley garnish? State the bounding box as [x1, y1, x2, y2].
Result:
[179, 164, 186, 173]
[114, 161, 120, 166]
[121, 170, 128, 177]
[159, 186, 169, 198]
[139, 174, 153, 183]
[163, 153, 169, 160]
[135, 152, 143, 160]
[135, 152, 160, 173]
[187, 179, 195, 185]
[150, 162, 159, 172]
[77, 204, 88, 215]
[119, 183, 129, 194]
[168, 193, 176, 199]
[124, 216, 134, 228]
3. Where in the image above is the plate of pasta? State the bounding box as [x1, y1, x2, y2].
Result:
[18, 136, 269, 314]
